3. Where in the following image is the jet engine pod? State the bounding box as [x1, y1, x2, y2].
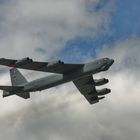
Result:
[89, 96, 105, 104]
[89, 97, 99, 104]
[15, 57, 33, 66]
[94, 78, 109, 86]
[98, 96, 105, 101]
[47, 60, 64, 68]
[97, 88, 111, 96]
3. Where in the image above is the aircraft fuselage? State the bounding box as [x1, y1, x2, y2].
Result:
[23, 58, 114, 93]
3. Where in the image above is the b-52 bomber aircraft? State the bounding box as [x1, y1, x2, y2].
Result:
[0, 57, 114, 104]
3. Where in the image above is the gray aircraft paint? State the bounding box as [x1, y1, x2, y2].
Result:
[19, 58, 114, 93]
[0, 57, 114, 104]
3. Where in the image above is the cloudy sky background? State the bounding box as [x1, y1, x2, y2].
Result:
[0, 0, 140, 140]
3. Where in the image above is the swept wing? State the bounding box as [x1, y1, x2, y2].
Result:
[73, 75, 106, 104]
[0, 58, 84, 74]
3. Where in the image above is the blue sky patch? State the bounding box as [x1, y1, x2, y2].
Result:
[59, 0, 140, 62]
[111, 0, 140, 40]
[58, 37, 103, 63]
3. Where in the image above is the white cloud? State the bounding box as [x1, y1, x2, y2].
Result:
[0, 0, 115, 60]
[0, 0, 116, 118]
[0, 36, 140, 140]
[0, 0, 116, 117]
[98, 36, 140, 72]
[2, 1, 140, 140]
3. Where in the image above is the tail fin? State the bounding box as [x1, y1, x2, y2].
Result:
[10, 68, 28, 86]
[2, 68, 30, 99]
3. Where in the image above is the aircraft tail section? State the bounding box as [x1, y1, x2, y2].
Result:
[10, 68, 28, 86]
[3, 90, 30, 99]
[0, 85, 30, 99]
[9, 68, 30, 99]
[0, 85, 23, 92]
[3, 90, 12, 98]
[1, 68, 30, 99]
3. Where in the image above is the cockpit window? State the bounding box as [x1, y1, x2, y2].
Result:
[96, 61, 101, 65]
[103, 58, 108, 61]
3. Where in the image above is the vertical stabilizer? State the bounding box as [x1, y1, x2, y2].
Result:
[9, 68, 30, 99]
[10, 68, 28, 86]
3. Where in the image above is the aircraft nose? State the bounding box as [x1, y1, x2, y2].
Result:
[108, 59, 114, 66]
[110, 59, 114, 65]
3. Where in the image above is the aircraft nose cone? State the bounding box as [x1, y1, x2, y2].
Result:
[108, 59, 114, 66]
[110, 59, 114, 65]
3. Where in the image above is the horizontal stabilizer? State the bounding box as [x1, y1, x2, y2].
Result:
[0, 85, 23, 92]
[0, 86, 30, 99]
[16, 92, 30, 99]
[3, 90, 12, 97]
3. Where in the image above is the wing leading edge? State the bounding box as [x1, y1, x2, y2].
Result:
[0, 58, 84, 74]
[73, 75, 106, 104]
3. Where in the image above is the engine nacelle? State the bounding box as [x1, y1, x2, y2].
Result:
[15, 57, 33, 66]
[97, 88, 111, 96]
[89, 96, 105, 104]
[98, 96, 105, 100]
[47, 60, 64, 68]
[94, 78, 109, 86]
[89, 98, 99, 104]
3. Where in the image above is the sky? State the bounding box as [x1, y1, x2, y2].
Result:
[0, 0, 140, 140]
